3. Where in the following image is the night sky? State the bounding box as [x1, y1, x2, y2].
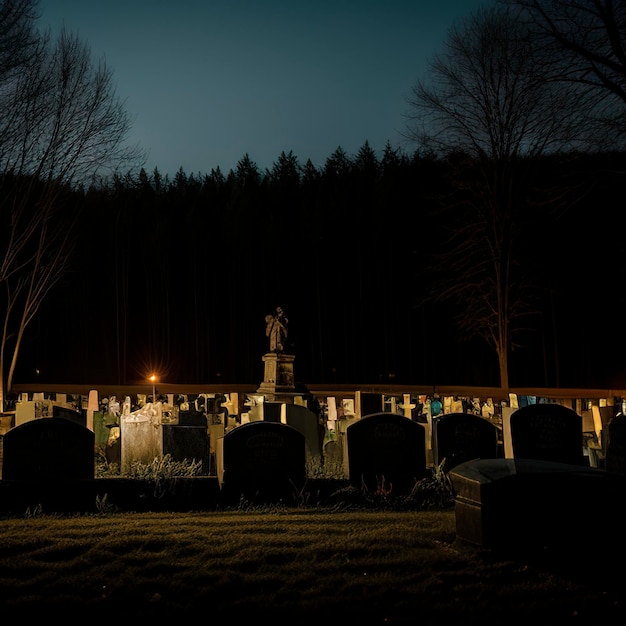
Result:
[37, 0, 490, 177]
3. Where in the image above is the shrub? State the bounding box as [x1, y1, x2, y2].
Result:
[323, 462, 455, 512]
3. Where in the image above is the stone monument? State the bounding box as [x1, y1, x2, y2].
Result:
[256, 306, 297, 402]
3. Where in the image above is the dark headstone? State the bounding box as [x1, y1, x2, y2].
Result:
[162, 425, 209, 473]
[411, 403, 424, 422]
[2, 417, 94, 481]
[606, 413, 626, 475]
[207, 393, 227, 414]
[323, 439, 343, 466]
[93, 411, 109, 449]
[346, 412, 426, 494]
[284, 404, 322, 459]
[433, 412, 499, 472]
[450, 458, 626, 556]
[263, 402, 283, 423]
[221, 421, 306, 503]
[178, 410, 207, 427]
[599, 405, 617, 425]
[52, 404, 86, 427]
[510, 403, 585, 466]
[359, 392, 383, 417]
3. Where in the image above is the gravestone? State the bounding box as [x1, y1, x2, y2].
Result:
[593, 405, 616, 452]
[283, 403, 322, 460]
[346, 412, 426, 494]
[263, 402, 283, 423]
[0, 412, 13, 436]
[93, 411, 109, 452]
[357, 392, 383, 418]
[162, 424, 209, 474]
[220, 421, 306, 503]
[326, 397, 338, 421]
[432, 412, 500, 473]
[605, 413, 626, 476]
[15, 400, 35, 426]
[52, 404, 86, 427]
[87, 388, 98, 431]
[323, 437, 345, 474]
[508, 403, 585, 466]
[2, 417, 94, 481]
[178, 409, 208, 426]
[120, 407, 161, 472]
[450, 458, 626, 554]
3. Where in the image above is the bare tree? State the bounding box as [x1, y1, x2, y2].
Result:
[0, 0, 38, 80]
[404, 5, 592, 390]
[0, 0, 143, 409]
[507, 0, 626, 142]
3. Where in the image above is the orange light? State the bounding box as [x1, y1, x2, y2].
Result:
[149, 374, 158, 403]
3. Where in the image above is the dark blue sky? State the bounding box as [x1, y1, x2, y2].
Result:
[38, 0, 490, 178]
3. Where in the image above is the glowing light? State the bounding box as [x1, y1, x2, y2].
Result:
[149, 374, 158, 403]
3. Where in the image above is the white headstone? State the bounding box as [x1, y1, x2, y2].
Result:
[327, 397, 337, 421]
[502, 406, 516, 458]
[591, 405, 604, 442]
[86, 389, 98, 431]
[15, 400, 35, 426]
[400, 393, 416, 419]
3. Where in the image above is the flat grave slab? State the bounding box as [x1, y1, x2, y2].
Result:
[450, 458, 626, 553]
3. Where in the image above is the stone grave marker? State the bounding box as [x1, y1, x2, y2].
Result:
[326, 397, 338, 421]
[592, 404, 616, 451]
[356, 391, 383, 418]
[346, 412, 426, 494]
[86, 389, 98, 431]
[15, 399, 35, 426]
[508, 403, 585, 466]
[2, 416, 94, 481]
[219, 421, 306, 503]
[262, 401, 283, 422]
[432, 412, 500, 473]
[284, 403, 322, 460]
[178, 409, 208, 426]
[93, 410, 109, 455]
[52, 404, 86, 427]
[323, 435, 345, 475]
[450, 457, 626, 553]
[162, 424, 209, 474]
[120, 405, 161, 472]
[605, 413, 626, 476]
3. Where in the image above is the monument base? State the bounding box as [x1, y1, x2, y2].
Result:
[256, 352, 297, 402]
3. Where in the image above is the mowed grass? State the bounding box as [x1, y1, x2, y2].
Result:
[0, 509, 623, 625]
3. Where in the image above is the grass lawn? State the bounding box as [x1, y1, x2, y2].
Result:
[0, 508, 623, 625]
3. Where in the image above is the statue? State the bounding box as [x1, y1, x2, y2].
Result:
[265, 306, 288, 353]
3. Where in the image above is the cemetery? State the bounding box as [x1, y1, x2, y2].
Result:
[1, 308, 626, 561]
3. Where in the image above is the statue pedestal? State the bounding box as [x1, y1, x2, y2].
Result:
[256, 353, 296, 402]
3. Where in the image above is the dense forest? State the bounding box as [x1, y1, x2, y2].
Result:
[3, 0, 626, 402]
[18, 146, 626, 390]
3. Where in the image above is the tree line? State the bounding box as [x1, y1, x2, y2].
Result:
[25, 146, 626, 394]
[1, 0, 626, 410]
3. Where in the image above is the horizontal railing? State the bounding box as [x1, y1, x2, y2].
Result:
[10, 382, 626, 404]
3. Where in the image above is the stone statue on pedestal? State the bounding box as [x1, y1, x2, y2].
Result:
[265, 306, 289, 353]
[258, 306, 296, 401]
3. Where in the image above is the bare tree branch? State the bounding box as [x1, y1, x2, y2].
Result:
[403, 5, 591, 389]
[0, 0, 145, 408]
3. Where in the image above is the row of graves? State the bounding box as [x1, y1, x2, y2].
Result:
[2, 343, 626, 551]
[1, 385, 624, 479]
[1, 385, 624, 472]
[2, 386, 626, 523]
[0, 387, 497, 478]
